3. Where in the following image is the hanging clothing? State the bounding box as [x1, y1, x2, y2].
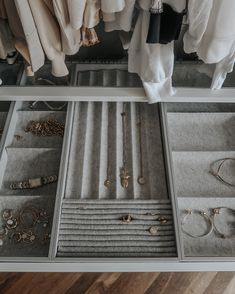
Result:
[52, 0, 81, 55]
[14, 0, 45, 72]
[28, 0, 69, 77]
[101, 0, 125, 22]
[128, 0, 186, 103]
[83, 0, 101, 29]
[3, 0, 34, 71]
[104, 0, 136, 32]
[184, 0, 235, 89]
[67, 0, 86, 30]
[0, 19, 15, 59]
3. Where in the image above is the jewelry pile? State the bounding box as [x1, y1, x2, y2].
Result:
[25, 118, 65, 137]
[181, 207, 235, 239]
[0, 207, 50, 247]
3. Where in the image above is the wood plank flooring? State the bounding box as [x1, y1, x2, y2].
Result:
[0, 272, 235, 294]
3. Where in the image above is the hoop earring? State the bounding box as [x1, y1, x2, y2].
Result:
[212, 207, 235, 239]
[181, 209, 213, 238]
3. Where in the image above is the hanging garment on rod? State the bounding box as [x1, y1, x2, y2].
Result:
[184, 0, 235, 89]
[0, 19, 15, 59]
[104, 0, 136, 32]
[101, 0, 125, 22]
[14, 0, 45, 72]
[52, 0, 82, 55]
[67, 0, 86, 30]
[83, 0, 101, 29]
[128, 0, 186, 103]
[28, 0, 69, 77]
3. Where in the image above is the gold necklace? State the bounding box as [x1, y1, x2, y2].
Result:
[120, 102, 130, 188]
[104, 103, 112, 188]
[137, 104, 146, 185]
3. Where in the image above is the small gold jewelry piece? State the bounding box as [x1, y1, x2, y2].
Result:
[122, 215, 132, 224]
[149, 226, 158, 235]
[6, 218, 18, 230]
[158, 216, 168, 224]
[104, 179, 112, 188]
[120, 167, 131, 189]
[3, 209, 12, 220]
[19, 207, 38, 229]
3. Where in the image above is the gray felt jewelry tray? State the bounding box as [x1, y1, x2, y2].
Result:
[0, 101, 71, 261]
[0, 195, 55, 258]
[49, 101, 179, 259]
[162, 102, 235, 260]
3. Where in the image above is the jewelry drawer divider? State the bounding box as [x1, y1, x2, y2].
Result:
[0, 101, 71, 262]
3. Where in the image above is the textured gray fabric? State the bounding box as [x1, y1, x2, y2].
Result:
[172, 151, 235, 197]
[0, 112, 7, 141]
[76, 69, 141, 87]
[57, 199, 176, 257]
[57, 252, 176, 257]
[0, 148, 61, 196]
[65, 102, 168, 200]
[10, 111, 66, 148]
[168, 113, 235, 151]
[0, 195, 55, 257]
[179, 197, 235, 257]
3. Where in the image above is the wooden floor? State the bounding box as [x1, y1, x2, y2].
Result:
[0, 272, 235, 294]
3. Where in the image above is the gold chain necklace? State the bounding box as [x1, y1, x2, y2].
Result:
[137, 104, 146, 185]
[104, 103, 112, 188]
[120, 103, 130, 188]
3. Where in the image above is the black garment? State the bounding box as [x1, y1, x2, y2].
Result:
[147, 3, 186, 44]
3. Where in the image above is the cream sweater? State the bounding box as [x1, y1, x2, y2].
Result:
[28, 0, 68, 77]
[52, 0, 81, 55]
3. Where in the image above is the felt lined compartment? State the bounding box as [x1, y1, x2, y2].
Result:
[57, 199, 177, 258]
[178, 197, 235, 257]
[0, 195, 55, 257]
[172, 151, 235, 197]
[17, 102, 68, 112]
[76, 69, 142, 87]
[65, 102, 168, 200]
[9, 111, 66, 148]
[168, 113, 235, 151]
[0, 148, 61, 196]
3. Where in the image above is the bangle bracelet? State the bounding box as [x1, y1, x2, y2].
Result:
[181, 209, 213, 238]
[210, 158, 235, 187]
[212, 207, 235, 239]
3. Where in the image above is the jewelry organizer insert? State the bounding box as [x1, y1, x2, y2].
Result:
[165, 102, 235, 258]
[0, 101, 68, 258]
[56, 101, 177, 258]
[0, 102, 11, 145]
